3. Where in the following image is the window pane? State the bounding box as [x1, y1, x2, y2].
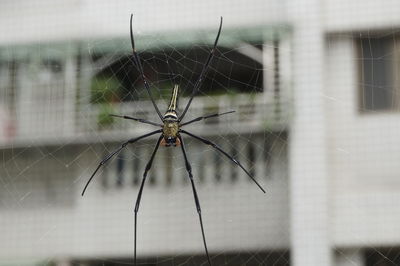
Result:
[365, 248, 400, 266]
[360, 37, 394, 111]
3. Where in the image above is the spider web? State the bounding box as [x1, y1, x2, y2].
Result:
[76, 25, 290, 266]
[0, 11, 290, 266]
[1, 2, 400, 266]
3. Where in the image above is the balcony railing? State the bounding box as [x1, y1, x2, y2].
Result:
[0, 92, 290, 148]
[83, 93, 289, 133]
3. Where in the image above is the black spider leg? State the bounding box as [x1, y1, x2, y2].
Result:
[180, 110, 235, 127]
[178, 136, 212, 266]
[130, 14, 163, 120]
[109, 114, 162, 127]
[179, 17, 223, 121]
[134, 135, 163, 265]
[81, 129, 162, 196]
[180, 129, 266, 193]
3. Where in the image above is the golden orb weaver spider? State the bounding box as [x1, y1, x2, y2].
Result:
[81, 14, 266, 266]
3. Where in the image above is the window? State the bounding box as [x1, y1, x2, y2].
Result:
[365, 248, 400, 266]
[359, 36, 399, 112]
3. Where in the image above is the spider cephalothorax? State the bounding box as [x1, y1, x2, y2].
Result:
[81, 14, 265, 266]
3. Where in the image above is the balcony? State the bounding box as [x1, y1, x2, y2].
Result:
[0, 34, 291, 148]
[0, 92, 289, 148]
[0, 34, 291, 259]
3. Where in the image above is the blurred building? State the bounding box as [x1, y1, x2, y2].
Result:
[0, 1, 399, 266]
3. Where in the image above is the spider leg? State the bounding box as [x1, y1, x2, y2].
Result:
[180, 110, 235, 127]
[130, 14, 163, 120]
[178, 136, 212, 266]
[134, 135, 163, 265]
[179, 17, 223, 121]
[109, 114, 162, 127]
[81, 129, 162, 196]
[180, 129, 266, 193]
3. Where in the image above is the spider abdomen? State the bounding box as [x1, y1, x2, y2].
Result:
[162, 121, 180, 146]
[163, 121, 179, 136]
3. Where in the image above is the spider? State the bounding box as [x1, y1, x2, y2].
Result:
[81, 14, 266, 266]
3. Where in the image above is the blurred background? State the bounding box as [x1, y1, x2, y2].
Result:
[0, 0, 399, 265]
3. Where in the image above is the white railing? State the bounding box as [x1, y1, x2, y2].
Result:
[97, 132, 277, 189]
[78, 93, 290, 139]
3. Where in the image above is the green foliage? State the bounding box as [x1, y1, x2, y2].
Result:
[91, 76, 122, 104]
[97, 103, 115, 128]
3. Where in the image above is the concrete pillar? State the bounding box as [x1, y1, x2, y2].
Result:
[288, 0, 331, 265]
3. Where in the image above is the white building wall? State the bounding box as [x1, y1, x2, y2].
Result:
[0, 0, 286, 45]
[325, 0, 400, 31]
[326, 35, 400, 247]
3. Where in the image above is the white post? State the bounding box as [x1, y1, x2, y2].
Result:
[64, 46, 77, 137]
[288, 0, 331, 265]
[262, 39, 275, 104]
